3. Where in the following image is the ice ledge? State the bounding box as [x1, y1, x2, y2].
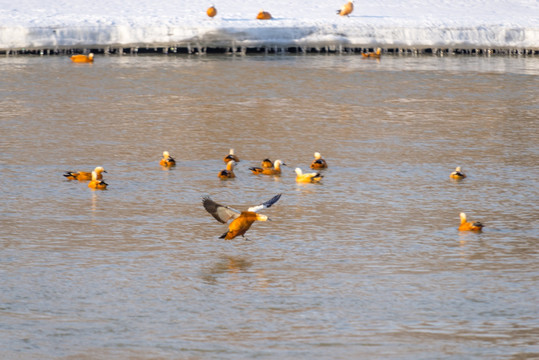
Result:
[1, 24, 538, 53]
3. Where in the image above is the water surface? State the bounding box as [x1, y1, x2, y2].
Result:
[1, 53, 538, 359]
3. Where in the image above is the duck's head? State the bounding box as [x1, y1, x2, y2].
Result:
[459, 212, 467, 222]
[314, 152, 322, 159]
[163, 151, 170, 158]
[88, 53, 94, 59]
[295, 168, 303, 176]
[455, 166, 462, 172]
[94, 166, 106, 173]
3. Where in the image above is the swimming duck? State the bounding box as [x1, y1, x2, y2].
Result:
[70, 53, 94, 63]
[295, 167, 323, 183]
[249, 160, 285, 175]
[256, 10, 272, 20]
[310, 152, 328, 169]
[202, 193, 282, 240]
[223, 149, 240, 163]
[88, 171, 108, 190]
[336, 0, 354, 16]
[450, 166, 466, 180]
[160, 151, 176, 167]
[362, 48, 381, 58]
[206, 5, 217, 17]
[64, 166, 106, 181]
[458, 212, 484, 232]
[218, 160, 236, 179]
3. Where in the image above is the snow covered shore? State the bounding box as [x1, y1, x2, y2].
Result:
[1, 0, 538, 54]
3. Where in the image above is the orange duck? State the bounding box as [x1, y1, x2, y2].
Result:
[88, 171, 108, 190]
[310, 152, 328, 169]
[362, 48, 381, 58]
[256, 10, 272, 20]
[450, 166, 466, 180]
[202, 193, 282, 240]
[295, 167, 323, 183]
[207, 5, 217, 18]
[249, 159, 285, 175]
[71, 53, 94, 63]
[458, 212, 484, 232]
[218, 160, 236, 179]
[336, 0, 354, 16]
[64, 166, 106, 181]
[160, 151, 176, 167]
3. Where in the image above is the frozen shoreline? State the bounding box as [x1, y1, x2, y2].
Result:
[2, 24, 538, 56]
[1, 0, 538, 54]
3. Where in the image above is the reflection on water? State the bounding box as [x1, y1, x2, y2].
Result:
[0, 54, 538, 359]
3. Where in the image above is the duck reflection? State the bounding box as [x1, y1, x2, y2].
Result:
[202, 255, 269, 290]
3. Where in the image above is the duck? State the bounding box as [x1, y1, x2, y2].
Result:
[458, 212, 484, 232]
[70, 53, 94, 63]
[256, 10, 272, 20]
[202, 193, 282, 240]
[223, 148, 240, 163]
[336, 0, 354, 16]
[310, 152, 328, 169]
[206, 5, 217, 18]
[450, 166, 466, 180]
[295, 168, 323, 183]
[218, 160, 236, 179]
[64, 166, 106, 181]
[160, 151, 176, 167]
[249, 160, 285, 175]
[88, 171, 108, 190]
[362, 48, 381, 58]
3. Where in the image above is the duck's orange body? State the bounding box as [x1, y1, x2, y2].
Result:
[88, 171, 108, 190]
[207, 6, 217, 18]
[256, 11, 272, 20]
[64, 166, 106, 181]
[310, 152, 328, 169]
[362, 48, 381, 58]
[250, 160, 284, 175]
[71, 53, 94, 63]
[337, 1, 354, 16]
[450, 167, 466, 180]
[218, 161, 236, 179]
[223, 149, 240, 163]
[295, 168, 323, 183]
[458, 212, 484, 232]
[160, 151, 176, 167]
[221, 212, 262, 240]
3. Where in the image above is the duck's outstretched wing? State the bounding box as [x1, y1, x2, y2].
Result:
[202, 196, 241, 223]
[247, 194, 282, 213]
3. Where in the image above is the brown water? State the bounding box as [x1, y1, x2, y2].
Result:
[1, 53, 538, 359]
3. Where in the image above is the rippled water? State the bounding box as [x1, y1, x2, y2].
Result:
[1, 53, 538, 359]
